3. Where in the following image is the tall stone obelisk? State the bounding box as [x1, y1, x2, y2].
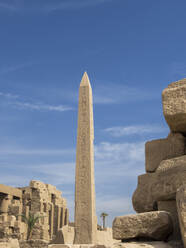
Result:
[74, 72, 97, 244]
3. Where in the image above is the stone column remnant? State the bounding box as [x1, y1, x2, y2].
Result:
[74, 72, 97, 244]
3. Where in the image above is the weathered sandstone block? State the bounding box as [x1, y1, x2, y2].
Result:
[145, 133, 186, 172]
[158, 200, 181, 240]
[132, 173, 155, 213]
[19, 239, 48, 248]
[112, 242, 177, 248]
[0, 238, 20, 248]
[176, 185, 186, 248]
[52, 226, 74, 244]
[48, 246, 108, 248]
[132, 156, 186, 213]
[112, 211, 173, 241]
[96, 228, 117, 246]
[162, 78, 186, 133]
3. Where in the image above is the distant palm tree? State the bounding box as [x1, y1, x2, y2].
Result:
[100, 212, 108, 229]
[20, 212, 43, 240]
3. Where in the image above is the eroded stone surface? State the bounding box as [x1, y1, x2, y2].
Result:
[176, 185, 186, 248]
[162, 78, 186, 133]
[52, 226, 75, 244]
[132, 156, 186, 213]
[97, 228, 118, 246]
[74, 72, 97, 244]
[0, 238, 20, 248]
[112, 211, 173, 241]
[19, 239, 48, 248]
[158, 200, 181, 240]
[112, 241, 176, 248]
[145, 133, 186, 172]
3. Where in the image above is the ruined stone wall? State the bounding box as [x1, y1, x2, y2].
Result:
[0, 180, 69, 241]
[20, 180, 69, 241]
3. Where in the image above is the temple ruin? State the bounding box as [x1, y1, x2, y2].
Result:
[0, 180, 69, 242]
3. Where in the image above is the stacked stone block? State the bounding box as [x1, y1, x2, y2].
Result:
[21, 180, 68, 241]
[113, 78, 186, 247]
[0, 180, 69, 242]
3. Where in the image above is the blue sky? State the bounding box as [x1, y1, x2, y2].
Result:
[0, 0, 186, 227]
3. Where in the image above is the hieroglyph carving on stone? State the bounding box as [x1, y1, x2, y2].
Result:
[74, 72, 97, 244]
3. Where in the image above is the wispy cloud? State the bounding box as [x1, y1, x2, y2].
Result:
[96, 195, 134, 220]
[0, 92, 19, 99]
[57, 83, 158, 105]
[0, 1, 18, 11]
[0, 148, 75, 156]
[0, 62, 33, 75]
[0, 89, 73, 113]
[104, 125, 168, 137]
[95, 141, 144, 164]
[0, 0, 114, 13]
[13, 101, 73, 112]
[0, 174, 30, 187]
[93, 84, 158, 104]
[44, 0, 114, 12]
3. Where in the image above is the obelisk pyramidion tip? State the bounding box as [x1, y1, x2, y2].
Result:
[80, 71, 91, 86]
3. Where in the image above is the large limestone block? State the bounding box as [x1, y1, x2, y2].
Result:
[48, 246, 108, 248]
[158, 200, 181, 240]
[132, 156, 186, 213]
[112, 211, 173, 241]
[52, 226, 75, 244]
[19, 240, 48, 248]
[0, 239, 20, 248]
[97, 228, 118, 246]
[145, 133, 186, 172]
[8, 239, 20, 248]
[162, 78, 186, 133]
[112, 242, 176, 248]
[176, 185, 186, 248]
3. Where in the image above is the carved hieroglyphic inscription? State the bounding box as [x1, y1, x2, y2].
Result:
[74, 72, 97, 244]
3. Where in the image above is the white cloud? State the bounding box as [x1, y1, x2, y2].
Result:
[0, 175, 30, 187]
[0, 92, 19, 99]
[13, 101, 73, 112]
[0, 0, 115, 13]
[104, 125, 168, 137]
[0, 148, 75, 156]
[0, 2, 18, 11]
[0, 62, 33, 75]
[96, 195, 134, 226]
[44, 0, 113, 12]
[0, 89, 73, 113]
[28, 162, 76, 185]
[95, 141, 144, 163]
[93, 84, 158, 104]
[57, 83, 158, 105]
